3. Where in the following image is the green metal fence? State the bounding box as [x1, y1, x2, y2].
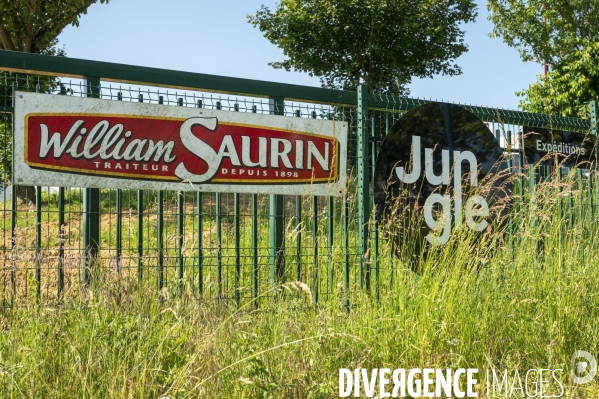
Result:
[0, 51, 595, 306]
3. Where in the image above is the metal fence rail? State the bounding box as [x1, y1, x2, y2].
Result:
[0, 51, 595, 307]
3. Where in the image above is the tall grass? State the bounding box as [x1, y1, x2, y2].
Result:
[1, 169, 599, 398]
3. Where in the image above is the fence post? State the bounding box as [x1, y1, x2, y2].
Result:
[197, 191, 203, 293]
[371, 116, 379, 299]
[196, 98, 204, 295]
[10, 82, 16, 306]
[157, 96, 165, 291]
[269, 96, 285, 295]
[82, 76, 101, 286]
[115, 93, 123, 274]
[591, 100, 598, 253]
[157, 190, 164, 290]
[296, 195, 302, 283]
[233, 103, 241, 306]
[177, 98, 185, 296]
[35, 186, 41, 299]
[590, 101, 599, 162]
[507, 130, 514, 265]
[234, 193, 241, 306]
[312, 196, 318, 304]
[357, 85, 370, 291]
[58, 187, 65, 297]
[216, 192, 222, 300]
[343, 194, 350, 309]
[327, 196, 334, 297]
[252, 193, 259, 308]
[250, 105, 259, 308]
[137, 94, 144, 286]
[177, 189, 184, 296]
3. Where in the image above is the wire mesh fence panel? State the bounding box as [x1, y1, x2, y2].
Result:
[0, 58, 596, 308]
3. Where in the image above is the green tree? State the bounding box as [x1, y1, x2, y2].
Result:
[248, 0, 477, 94]
[488, 0, 599, 118]
[0, 0, 109, 52]
[0, 0, 110, 202]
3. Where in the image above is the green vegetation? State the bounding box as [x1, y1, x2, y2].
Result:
[488, 0, 599, 118]
[0, 0, 110, 53]
[248, 0, 477, 93]
[0, 0, 111, 202]
[1, 170, 599, 397]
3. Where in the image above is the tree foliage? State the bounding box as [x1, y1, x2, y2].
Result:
[0, 0, 110, 201]
[0, 0, 109, 53]
[248, 0, 477, 93]
[488, 0, 599, 118]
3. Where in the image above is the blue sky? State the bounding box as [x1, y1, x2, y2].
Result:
[57, 0, 542, 110]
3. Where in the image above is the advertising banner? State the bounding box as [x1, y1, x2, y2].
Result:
[14, 92, 347, 196]
[522, 126, 596, 169]
[373, 102, 511, 270]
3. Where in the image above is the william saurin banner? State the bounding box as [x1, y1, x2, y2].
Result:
[14, 92, 347, 196]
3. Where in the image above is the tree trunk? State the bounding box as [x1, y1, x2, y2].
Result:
[15, 185, 36, 204]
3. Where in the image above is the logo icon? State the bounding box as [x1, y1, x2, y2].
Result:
[571, 350, 597, 384]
